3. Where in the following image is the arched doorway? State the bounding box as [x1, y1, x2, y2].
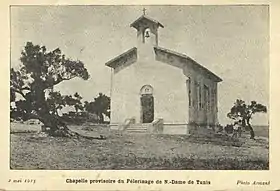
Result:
[140, 85, 154, 123]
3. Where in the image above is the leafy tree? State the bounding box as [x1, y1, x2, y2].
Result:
[83, 101, 89, 111]
[46, 91, 66, 115]
[10, 88, 16, 102]
[15, 100, 32, 120]
[64, 92, 84, 114]
[73, 92, 84, 112]
[85, 93, 110, 123]
[10, 100, 30, 121]
[227, 99, 267, 139]
[10, 42, 89, 137]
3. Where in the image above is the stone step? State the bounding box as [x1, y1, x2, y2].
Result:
[127, 129, 147, 132]
[126, 127, 148, 132]
[126, 123, 152, 132]
[126, 129, 148, 133]
[130, 125, 150, 127]
[134, 123, 152, 125]
[128, 127, 149, 130]
[127, 128, 148, 131]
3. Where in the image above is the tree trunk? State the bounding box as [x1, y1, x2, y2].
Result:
[236, 118, 246, 138]
[37, 112, 78, 137]
[30, 81, 93, 139]
[75, 106, 78, 114]
[238, 126, 242, 138]
[37, 109, 98, 139]
[246, 118, 255, 139]
[31, 81, 69, 137]
[241, 118, 246, 127]
[99, 113, 104, 124]
[34, 93, 73, 137]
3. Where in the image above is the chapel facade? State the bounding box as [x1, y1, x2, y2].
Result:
[105, 12, 222, 134]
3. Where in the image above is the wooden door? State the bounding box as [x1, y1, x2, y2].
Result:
[141, 95, 154, 123]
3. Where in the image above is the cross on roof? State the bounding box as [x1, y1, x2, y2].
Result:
[143, 8, 146, 15]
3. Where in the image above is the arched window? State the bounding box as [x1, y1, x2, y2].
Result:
[140, 84, 153, 95]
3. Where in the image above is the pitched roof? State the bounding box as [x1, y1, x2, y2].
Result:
[130, 15, 164, 29]
[154, 46, 222, 82]
[105, 46, 222, 83]
[105, 47, 137, 68]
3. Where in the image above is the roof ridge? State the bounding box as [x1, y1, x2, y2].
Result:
[154, 46, 222, 82]
[105, 47, 137, 67]
[130, 15, 164, 28]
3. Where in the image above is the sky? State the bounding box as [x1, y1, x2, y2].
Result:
[10, 5, 269, 125]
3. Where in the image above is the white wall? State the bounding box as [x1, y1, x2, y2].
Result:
[183, 64, 218, 125]
[110, 48, 188, 124]
[153, 47, 219, 126]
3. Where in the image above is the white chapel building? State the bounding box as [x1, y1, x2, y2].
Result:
[105, 13, 222, 134]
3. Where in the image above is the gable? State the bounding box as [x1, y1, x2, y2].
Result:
[105, 47, 137, 73]
[130, 15, 164, 29]
[105, 46, 222, 83]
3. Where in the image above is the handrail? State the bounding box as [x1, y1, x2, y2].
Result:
[152, 118, 164, 133]
[119, 118, 136, 131]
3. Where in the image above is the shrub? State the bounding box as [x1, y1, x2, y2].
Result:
[224, 124, 234, 134]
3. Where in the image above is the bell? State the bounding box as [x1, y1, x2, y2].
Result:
[145, 31, 150, 38]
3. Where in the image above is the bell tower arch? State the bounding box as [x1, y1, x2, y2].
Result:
[130, 9, 164, 47]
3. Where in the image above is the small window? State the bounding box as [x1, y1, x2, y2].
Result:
[196, 82, 201, 110]
[211, 88, 216, 111]
[204, 85, 210, 111]
[186, 79, 192, 107]
[199, 85, 202, 109]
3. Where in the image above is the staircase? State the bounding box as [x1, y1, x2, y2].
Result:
[126, 123, 152, 133]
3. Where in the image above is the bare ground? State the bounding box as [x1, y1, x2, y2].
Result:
[10, 123, 269, 170]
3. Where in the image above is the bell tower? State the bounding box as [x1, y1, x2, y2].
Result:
[130, 9, 164, 47]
